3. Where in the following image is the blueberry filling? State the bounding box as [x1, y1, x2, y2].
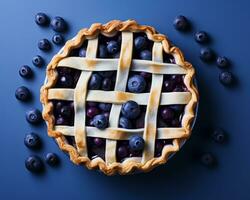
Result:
[55, 67, 81, 88]
[133, 33, 153, 60]
[126, 71, 152, 93]
[154, 139, 173, 157]
[87, 137, 106, 160]
[52, 100, 74, 126]
[116, 140, 143, 162]
[157, 105, 185, 128]
[162, 74, 187, 92]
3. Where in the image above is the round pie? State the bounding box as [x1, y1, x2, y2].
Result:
[40, 20, 198, 175]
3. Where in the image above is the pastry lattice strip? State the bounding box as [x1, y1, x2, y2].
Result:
[48, 32, 191, 164]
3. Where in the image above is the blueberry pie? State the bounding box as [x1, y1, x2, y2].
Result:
[40, 20, 198, 175]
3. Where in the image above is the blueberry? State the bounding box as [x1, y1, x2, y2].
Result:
[93, 138, 104, 147]
[107, 41, 119, 55]
[15, 86, 31, 101]
[92, 114, 108, 129]
[212, 128, 226, 143]
[200, 152, 215, 167]
[98, 44, 108, 58]
[51, 16, 67, 32]
[173, 85, 184, 92]
[170, 75, 183, 84]
[216, 56, 229, 68]
[199, 47, 215, 62]
[25, 155, 44, 173]
[52, 34, 64, 45]
[58, 74, 73, 88]
[98, 71, 114, 78]
[117, 146, 129, 159]
[195, 31, 209, 43]
[86, 107, 99, 118]
[121, 101, 140, 119]
[88, 73, 102, 89]
[134, 36, 147, 50]
[163, 80, 174, 92]
[127, 75, 146, 93]
[79, 47, 86, 57]
[98, 103, 112, 112]
[139, 50, 152, 60]
[32, 55, 44, 67]
[129, 135, 145, 151]
[19, 65, 32, 78]
[26, 109, 42, 124]
[119, 117, 132, 129]
[160, 107, 175, 121]
[38, 39, 51, 51]
[24, 133, 41, 149]
[101, 78, 113, 91]
[45, 153, 59, 166]
[60, 105, 72, 118]
[219, 71, 233, 85]
[173, 15, 190, 31]
[35, 13, 49, 26]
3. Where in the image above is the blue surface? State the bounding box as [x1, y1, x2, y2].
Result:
[0, 0, 250, 199]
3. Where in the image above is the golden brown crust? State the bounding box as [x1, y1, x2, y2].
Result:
[40, 19, 198, 175]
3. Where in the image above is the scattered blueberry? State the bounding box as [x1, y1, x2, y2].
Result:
[212, 128, 226, 143]
[79, 47, 86, 57]
[32, 55, 44, 67]
[219, 71, 233, 85]
[101, 78, 113, 91]
[119, 117, 132, 129]
[129, 135, 145, 151]
[134, 36, 147, 50]
[52, 34, 64, 45]
[15, 86, 31, 101]
[19, 65, 32, 78]
[117, 146, 129, 159]
[93, 138, 104, 147]
[195, 31, 209, 43]
[98, 44, 108, 58]
[58, 74, 73, 88]
[38, 39, 51, 51]
[51, 16, 67, 32]
[121, 101, 140, 119]
[217, 56, 229, 68]
[26, 109, 42, 124]
[86, 107, 99, 118]
[24, 133, 41, 149]
[107, 41, 119, 55]
[139, 50, 152, 60]
[199, 47, 215, 62]
[45, 153, 59, 166]
[160, 107, 175, 121]
[200, 152, 215, 167]
[25, 155, 44, 173]
[98, 103, 112, 112]
[35, 13, 49, 26]
[127, 75, 146, 93]
[92, 114, 108, 129]
[173, 15, 190, 31]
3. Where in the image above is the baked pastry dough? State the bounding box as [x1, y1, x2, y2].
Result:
[40, 20, 198, 175]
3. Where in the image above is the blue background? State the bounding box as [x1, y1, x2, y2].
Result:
[0, 0, 249, 199]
